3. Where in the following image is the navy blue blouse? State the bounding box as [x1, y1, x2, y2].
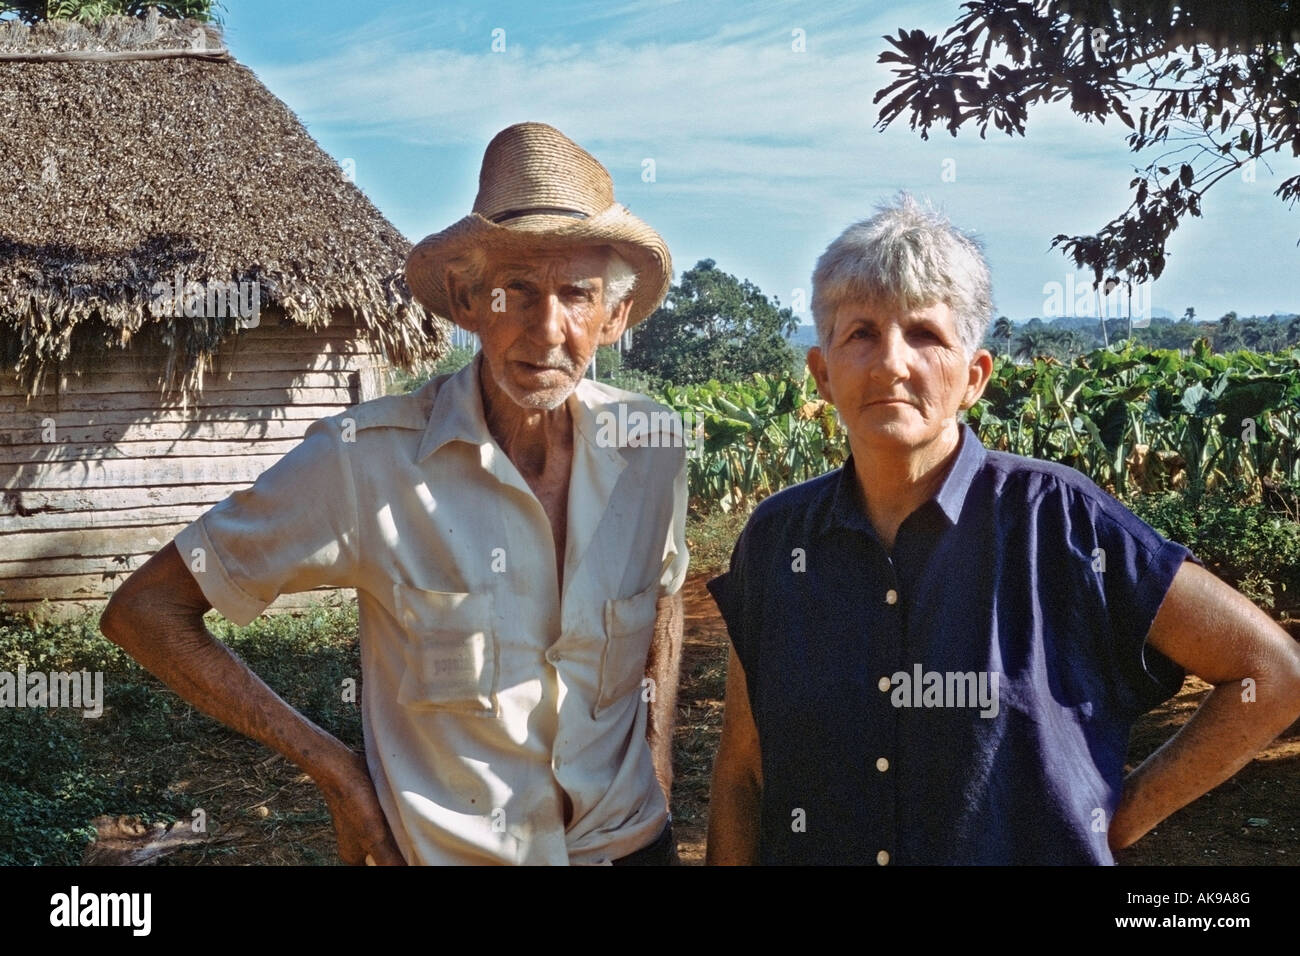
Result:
[708, 423, 1198, 865]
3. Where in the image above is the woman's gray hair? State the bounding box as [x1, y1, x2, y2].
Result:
[811, 193, 993, 356]
[446, 245, 636, 312]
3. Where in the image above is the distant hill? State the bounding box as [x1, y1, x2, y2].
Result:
[786, 323, 819, 349]
[786, 314, 1298, 352]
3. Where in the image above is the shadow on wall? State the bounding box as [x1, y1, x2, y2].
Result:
[0, 307, 383, 619]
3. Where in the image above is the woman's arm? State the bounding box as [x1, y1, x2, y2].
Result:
[705, 646, 764, 865]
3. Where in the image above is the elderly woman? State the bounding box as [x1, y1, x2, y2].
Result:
[705, 194, 1300, 865]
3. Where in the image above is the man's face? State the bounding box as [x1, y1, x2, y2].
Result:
[452, 246, 631, 411]
[807, 299, 991, 455]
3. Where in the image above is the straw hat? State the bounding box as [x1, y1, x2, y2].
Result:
[405, 122, 672, 331]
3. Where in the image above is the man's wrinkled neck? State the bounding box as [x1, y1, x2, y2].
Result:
[478, 354, 575, 480]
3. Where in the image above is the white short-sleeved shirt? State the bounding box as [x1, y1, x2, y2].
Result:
[173, 353, 689, 864]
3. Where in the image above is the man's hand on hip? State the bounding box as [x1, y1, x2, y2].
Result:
[320, 749, 406, 866]
[100, 542, 405, 866]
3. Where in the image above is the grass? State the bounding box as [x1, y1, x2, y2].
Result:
[1127, 481, 1300, 618]
[684, 507, 752, 577]
[0, 601, 361, 865]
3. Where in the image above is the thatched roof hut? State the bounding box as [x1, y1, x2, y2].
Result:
[0, 13, 447, 618]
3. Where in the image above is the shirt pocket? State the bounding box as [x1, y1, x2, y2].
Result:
[594, 582, 659, 719]
[392, 585, 498, 717]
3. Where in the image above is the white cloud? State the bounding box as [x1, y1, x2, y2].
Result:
[238, 1, 1299, 319]
[256, 15, 1124, 224]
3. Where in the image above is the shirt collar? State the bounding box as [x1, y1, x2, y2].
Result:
[413, 351, 621, 470]
[416, 351, 492, 462]
[413, 352, 629, 594]
[819, 421, 987, 538]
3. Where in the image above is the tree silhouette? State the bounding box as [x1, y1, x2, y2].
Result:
[992, 315, 1014, 356]
[874, 2, 1300, 286]
[1014, 327, 1054, 360]
[1216, 311, 1244, 351]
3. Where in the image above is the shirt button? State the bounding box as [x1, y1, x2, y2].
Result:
[876, 757, 889, 773]
[878, 676, 891, 692]
[877, 850, 890, 866]
[546, 650, 561, 663]
[552, 756, 561, 771]
[885, 589, 898, 605]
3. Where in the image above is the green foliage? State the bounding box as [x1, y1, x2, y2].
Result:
[592, 345, 661, 394]
[984, 314, 1300, 362]
[875, 1, 1300, 284]
[684, 508, 753, 577]
[661, 370, 847, 514]
[626, 259, 799, 385]
[0, 1, 221, 23]
[968, 342, 1300, 499]
[0, 602, 360, 865]
[0, 612, 182, 864]
[206, 605, 363, 745]
[1130, 482, 1300, 609]
[666, 343, 1300, 612]
[387, 345, 475, 395]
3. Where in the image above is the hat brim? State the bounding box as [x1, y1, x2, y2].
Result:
[405, 206, 671, 333]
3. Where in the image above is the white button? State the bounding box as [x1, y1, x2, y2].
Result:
[878, 676, 891, 692]
[876, 757, 889, 772]
[877, 850, 890, 865]
[547, 650, 561, 663]
[552, 756, 561, 771]
[885, 589, 898, 605]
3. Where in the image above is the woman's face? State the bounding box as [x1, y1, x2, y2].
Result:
[808, 299, 991, 458]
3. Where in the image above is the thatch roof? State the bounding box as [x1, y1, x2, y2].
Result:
[0, 12, 446, 397]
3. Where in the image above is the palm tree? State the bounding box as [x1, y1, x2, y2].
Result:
[1216, 311, 1243, 353]
[1058, 328, 1086, 358]
[1014, 329, 1053, 361]
[1242, 319, 1266, 352]
[992, 316, 1013, 357]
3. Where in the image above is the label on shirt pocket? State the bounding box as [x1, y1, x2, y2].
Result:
[392, 585, 498, 717]
[595, 582, 659, 719]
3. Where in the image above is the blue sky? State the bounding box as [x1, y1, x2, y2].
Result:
[217, 0, 1298, 324]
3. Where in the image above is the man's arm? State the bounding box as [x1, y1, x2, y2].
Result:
[1108, 560, 1300, 851]
[100, 541, 405, 866]
[644, 591, 683, 808]
[705, 646, 763, 865]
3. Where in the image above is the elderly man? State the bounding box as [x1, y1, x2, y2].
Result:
[102, 122, 689, 865]
[706, 194, 1300, 865]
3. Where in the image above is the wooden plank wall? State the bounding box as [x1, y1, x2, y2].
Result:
[0, 313, 386, 620]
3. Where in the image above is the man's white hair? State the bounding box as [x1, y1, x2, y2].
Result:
[811, 193, 993, 356]
[602, 250, 637, 311]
